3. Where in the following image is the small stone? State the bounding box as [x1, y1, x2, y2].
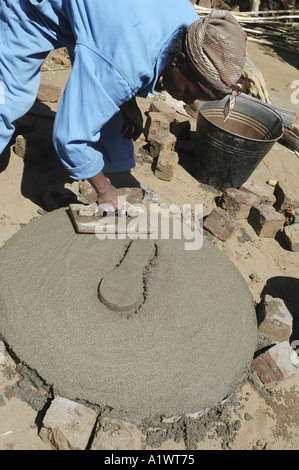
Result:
[204, 207, 241, 241]
[155, 150, 179, 181]
[90, 417, 143, 450]
[144, 112, 170, 140]
[274, 181, 299, 211]
[149, 100, 177, 121]
[257, 294, 293, 342]
[283, 223, 299, 252]
[247, 204, 285, 237]
[252, 341, 299, 384]
[149, 130, 176, 158]
[14, 132, 54, 162]
[39, 396, 98, 450]
[219, 188, 261, 220]
[240, 180, 276, 205]
[37, 82, 62, 103]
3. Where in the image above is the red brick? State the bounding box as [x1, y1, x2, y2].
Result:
[274, 181, 299, 211]
[155, 150, 179, 181]
[203, 207, 241, 241]
[149, 100, 177, 121]
[283, 223, 299, 252]
[248, 204, 285, 237]
[219, 188, 261, 220]
[149, 130, 176, 158]
[144, 112, 170, 140]
[258, 294, 293, 342]
[252, 342, 299, 384]
[252, 353, 284, 384]
[240, 180, 276, 205]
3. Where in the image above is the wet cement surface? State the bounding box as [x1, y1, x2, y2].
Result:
[0, 208, 257, 422]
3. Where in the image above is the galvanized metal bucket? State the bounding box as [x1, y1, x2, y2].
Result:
[193, 96, 283, 190]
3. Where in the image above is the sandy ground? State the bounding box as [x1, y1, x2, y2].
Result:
[0, 40, 298, 451]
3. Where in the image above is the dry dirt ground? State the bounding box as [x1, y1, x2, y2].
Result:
[0, 40, 298, 451]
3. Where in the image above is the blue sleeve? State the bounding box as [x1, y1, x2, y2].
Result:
[53, 44, 133, 179]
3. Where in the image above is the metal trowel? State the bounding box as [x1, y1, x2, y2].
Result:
[69, 200, 151, 234]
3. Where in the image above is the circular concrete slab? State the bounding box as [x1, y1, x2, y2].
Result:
[0, 208, 257, 421]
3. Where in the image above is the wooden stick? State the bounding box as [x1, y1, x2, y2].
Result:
[240, 93, 297, 129]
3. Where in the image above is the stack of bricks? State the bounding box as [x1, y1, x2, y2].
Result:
[143, 99, 191, 182]
[251, 294, 299, 385]
[203, 179, 299, 247]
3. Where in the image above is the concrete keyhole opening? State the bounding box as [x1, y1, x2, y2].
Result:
[98, 239, 157, 313]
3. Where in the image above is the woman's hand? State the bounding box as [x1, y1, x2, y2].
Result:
[88, 172, 125, 214]
[120, 97, 144, 141]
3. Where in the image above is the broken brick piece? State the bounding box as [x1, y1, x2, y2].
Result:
[283, 223, 299, 252]
[14, 132, 54, 162]
[203, 207, 241, 241]
[90, 418, 143, 450]
[219, 187, 261, 220]
[252, 342, 299, 384]
[149, 100, 177, 121]
[39, 396, 97, 450]
[274, 181, 299, 211]
[257, 294, 293, 342]
[248, 204, 285, 237]
[155, 150, 179, 181]
[149, 130, 176, 158]
[240, 180, 276, 205]
[144, 112, 170, 140]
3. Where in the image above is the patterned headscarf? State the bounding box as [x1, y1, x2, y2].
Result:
[184, 8, 247, 120]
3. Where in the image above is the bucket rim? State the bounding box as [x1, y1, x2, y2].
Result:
[198, 97, 283, 144]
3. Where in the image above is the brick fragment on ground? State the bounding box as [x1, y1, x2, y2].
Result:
[37, 82, 62, 103]
[219, 188, 261, 220]
[283, 223, 299, 252]
[274, 181, 299, 211]
[252, 341, 299, 384]
[39, 396, 98, 450]
[155, 150, 179, 181]
[144, 112, 170, 140]
[257, 294, 293, 342]
[90, 417, 143, 450]
[14, 132, 54, 162]
[149, 100, 177, 121]
[203, 207, 241, 241]
[247, 204, 285, 237]
[149, 130, 176, 158]
[240, 180, 276, 205]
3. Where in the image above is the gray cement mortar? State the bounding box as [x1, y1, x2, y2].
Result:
[0, 208, 257, 422]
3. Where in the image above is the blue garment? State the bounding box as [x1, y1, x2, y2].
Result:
[0, 0, 198, 178]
